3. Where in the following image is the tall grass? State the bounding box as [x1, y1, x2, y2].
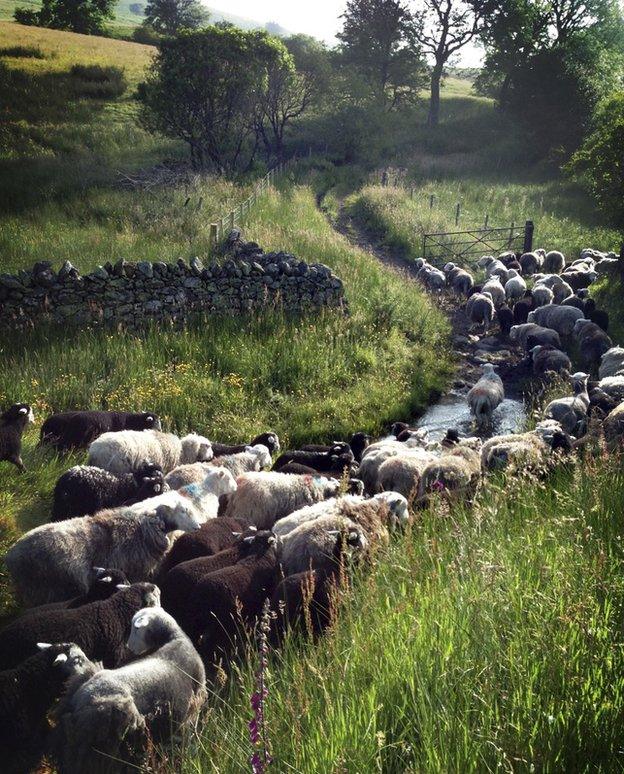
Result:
[349, 183, 623, 266]
[0, 185, 451, 616]
[171, 455, 624, 772]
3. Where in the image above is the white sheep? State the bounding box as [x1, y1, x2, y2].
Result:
[504, 270, 526, 302]
[482, 277, 506, 307]
[544, 372, 590, 435]
[223, 471, 341, 529]
[88, 430, 213, 476]
[599, 347, 624, 379]
[165, 444, 270, 489]
[376, 446, 438, 498]
[6, 497, 203, 606]
[467, 364, 504, 430]
[466, 292, 495, 329]
[280, 514, 369, 575]
[480, 420, 570, 472]
[527, 305, 584, 337]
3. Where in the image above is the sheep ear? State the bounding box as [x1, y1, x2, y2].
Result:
[133, 615, 150, 629]
[242, 535, 255, 544]
[146, 415, 153, 422]
[244, 446, 253, 452]
[248, 525, 257, 531]
[232, 531, 242, 537]
[100, 576, 113, 583]
[18, 407, 27, 414]
[92, 566, 107, 575]
[54, 653, 68, 664]
[37, 642, 53, 650]
[116, 583, 131, 590]
[268, 535, 277, 545]
[347, 530, 361, 545]
[327, 530, 340, 537]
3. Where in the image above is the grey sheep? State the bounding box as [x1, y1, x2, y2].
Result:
[223, 471, 341, 529]
[544, 372, 590, 435]
[165, 444, 271, 489]
[40, 410, 161, 452]
[52, 462, 166, 521]
[573, 319, 613, 371]
[519, 251, 542, 275]
[466, 292, 495, 329]
[543, 250, 565, 273]
[0, 642, 97, 774]
[510, 323, 561, 351]
[51, 607, 206, 774]
[281, 514, 368, 575]
[532, 285, 554, 307]
[6, 496, 202, 606]
[527, 305, 584, 337]
[88, 429, 213, 476]
[0, 582, 159, 670]
[599, 347, 624, 379]
[530, 345, 572, 378]
[467, 364, 504, 430]
[603, 401, 624, 451]
[480, 420, 571, 473]
[416, 444, 481, 505]
[0, 403, 34, 472]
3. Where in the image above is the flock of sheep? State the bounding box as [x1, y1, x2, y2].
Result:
[0, 244, 623, 773]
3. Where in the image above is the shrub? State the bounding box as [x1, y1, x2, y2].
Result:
[70, 64, 127, 99]
[13, 8, 40, 25]
[132, 24, 162, 45]
[0, 46, 45, 59]
[566, 92, 624, 227]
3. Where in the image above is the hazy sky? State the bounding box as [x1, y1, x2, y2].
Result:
[208, 1, 484, 66]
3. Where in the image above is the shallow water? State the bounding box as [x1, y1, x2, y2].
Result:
[416, 392, 527, 441]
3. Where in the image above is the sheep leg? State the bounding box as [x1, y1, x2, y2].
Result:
[9, 454, 25, 472]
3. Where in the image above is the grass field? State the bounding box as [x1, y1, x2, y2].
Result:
[170, 452, 624, 772]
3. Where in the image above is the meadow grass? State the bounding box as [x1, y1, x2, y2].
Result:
[348, 182, 624, 267]
[0, 185, 451, 616]
[167, 453, 624, 772]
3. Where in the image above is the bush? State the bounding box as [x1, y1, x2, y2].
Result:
[70, 64, 127, 99]
[0, 46, 45, 59]
[567, 92, 624, 227]
[13, 8, 40, 25]
[132, 24, 161, 45]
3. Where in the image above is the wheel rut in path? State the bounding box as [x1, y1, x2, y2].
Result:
[329, 199, 528, 439]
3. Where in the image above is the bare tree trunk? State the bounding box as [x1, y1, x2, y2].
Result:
[427, 62, 444, 126]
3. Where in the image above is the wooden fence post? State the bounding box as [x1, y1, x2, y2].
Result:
[523, 220, 534, 253]
[484, 214, 489, 229]
[455, 203, 460, 226]
[410, 187, 414, 199]
[209, 223, 217, 248]
[509, 221, 515, 248]
[429, 194, 435, 209]
[229, 210, 235, 231]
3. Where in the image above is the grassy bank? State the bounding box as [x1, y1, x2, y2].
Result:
[171, 453, 624, 772]
[349, 182, 623, 265]
[0, 185, 451, 615]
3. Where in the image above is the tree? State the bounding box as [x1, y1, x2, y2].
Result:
[137, 27, 293, 172]
[337, 0, 427, 109]
[17, 0, 116, 34]
[475, 0, 624, 154]
[411, 0, 483, 125]
[566, 92, 624, 225]
[143, 0, 208, 36]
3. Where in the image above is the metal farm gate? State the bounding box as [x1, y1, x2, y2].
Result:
[422, 220, 534, 265]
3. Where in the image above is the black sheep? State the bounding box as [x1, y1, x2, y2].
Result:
[0, 582, 159, 670]
[273, 449, 355, 474]
[161, 530, 277, 640]
[0, 403, 34, 472]
[40, 410, 161, 452]
[496, 303, 514, 337]
[467, 284, 483, 298]
[192, 533, 283, 665]
[211, 431, 280, 458]
[301, 433, 370, 462]
[157, 517, 249, 578]
[51, 462, 165, 521]
[562, 294, 586, 310]
[512, 291, 534, 325]
[584, 299, 609, 332]
[21, 567, 129, 614]
[578, 326, 613, 371]
[270, 568, 341, 645]
[0, 642, 96, 774]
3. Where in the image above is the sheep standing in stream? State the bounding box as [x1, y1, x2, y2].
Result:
[467, 364, 505, 430]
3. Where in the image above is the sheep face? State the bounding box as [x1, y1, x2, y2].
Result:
[238, 530, 282, 559]
[374, 491, 409, 528]
[127, 607, 177, 655]
[155, 495, 202, 532]
[201, 467, 237, 497]
[181, 433, 214, 464]
[323, 478, 341, 498]
[1, 403, 35, 424]
[36, 642, 94, 679]
[248, 444, 272, 469]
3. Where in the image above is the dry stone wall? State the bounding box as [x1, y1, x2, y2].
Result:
[0, 233, 345, 330]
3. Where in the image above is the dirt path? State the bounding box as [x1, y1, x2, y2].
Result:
[328, 199, 530, 435]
